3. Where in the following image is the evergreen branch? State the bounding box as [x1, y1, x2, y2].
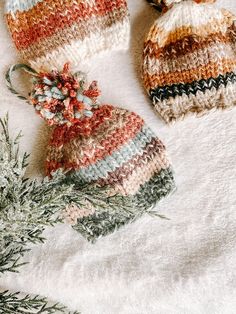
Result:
[0, 115, 80, 313]
[0, 247, 28, 274]
[0, 291, 79, 314]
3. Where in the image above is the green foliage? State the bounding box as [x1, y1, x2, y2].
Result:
[0, 291, 79, 314]
[0, 115, 73, 274]
[0, 115, 79, 313]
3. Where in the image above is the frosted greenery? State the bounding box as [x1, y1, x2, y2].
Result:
[0, 115, 79, 313]
[0, 291, 78, 314]
[0, 115, 73, 274]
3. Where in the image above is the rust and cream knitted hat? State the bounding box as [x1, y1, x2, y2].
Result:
[5, 0, 130, 71]
[143, 0, 236, 124]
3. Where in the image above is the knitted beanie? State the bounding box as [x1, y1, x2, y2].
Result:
[6, 63, 175, 241]
[5, 0, 130, 71]
[143, 0, 236, 124]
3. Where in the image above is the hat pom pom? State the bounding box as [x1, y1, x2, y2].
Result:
[147, 0, 216, 12]
[30, 63, 101, 126]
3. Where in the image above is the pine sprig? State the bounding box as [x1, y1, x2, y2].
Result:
[0, 291, 79, 314]
[0, 247, 28, 275]
[0, 114, 138, 267]
[66, 177, 135, 214]
[0, 115, 80, 313]
[0, 115, 73, 272]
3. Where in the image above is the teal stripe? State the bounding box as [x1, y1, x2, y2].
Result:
[72, 125, 156, 182]
[5, 0, 44, 13]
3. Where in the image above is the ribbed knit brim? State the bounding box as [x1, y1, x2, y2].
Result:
[5, 0, 130, 70]
[143, 0, 236, 123]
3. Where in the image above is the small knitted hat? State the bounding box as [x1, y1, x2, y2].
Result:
[6, 63, 175, 240]
[143, 0, 236, 123]
[5, 0, 130, 71]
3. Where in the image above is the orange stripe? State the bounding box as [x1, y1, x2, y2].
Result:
[49, 105, 114, 147]
[145, 11, 234, 48]
[144, 32, 232, 61]
[46, 112, 144, 173]
[6, 0, 127, 50]
[65, 114, 144, 169]
[143, 59, 236, 88]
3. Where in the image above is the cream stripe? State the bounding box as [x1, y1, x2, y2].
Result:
[5, 0, 97, 14]
[28, 20, 130, 71]
[148, 6, 234, 47]
[114, 152, 170, 196]
[157, 2, 227, 32]
[5, 0, 43, 13]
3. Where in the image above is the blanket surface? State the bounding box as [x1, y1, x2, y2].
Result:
[0, 0, 236, 313]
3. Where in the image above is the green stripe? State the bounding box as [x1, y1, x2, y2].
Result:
[73, 167, 176, 242]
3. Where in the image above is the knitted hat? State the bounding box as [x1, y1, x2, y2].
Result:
[143, 0, 236, 123]
[6, 63, 175, 241]
[5, 0, 130, 71]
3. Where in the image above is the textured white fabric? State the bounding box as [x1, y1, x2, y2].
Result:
[0, 1, 236, 313]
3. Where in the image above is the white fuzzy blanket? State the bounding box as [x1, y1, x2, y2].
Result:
[0, 1, 236, 313]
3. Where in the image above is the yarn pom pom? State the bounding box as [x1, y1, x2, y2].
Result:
[30, 63, 101, 126]
[147, 0, 216, 12]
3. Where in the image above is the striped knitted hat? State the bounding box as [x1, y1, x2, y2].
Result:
[52, 103, 175, 239]
[5, 0, 130, 71]
[143, 0, 236, 123]
[6, 63, 175, 240]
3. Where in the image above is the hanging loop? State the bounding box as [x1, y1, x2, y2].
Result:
[6, 63, 38, 102]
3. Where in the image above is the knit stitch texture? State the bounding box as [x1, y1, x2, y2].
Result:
[5, 0, 130, 70]
[143, 0, 236, 123]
